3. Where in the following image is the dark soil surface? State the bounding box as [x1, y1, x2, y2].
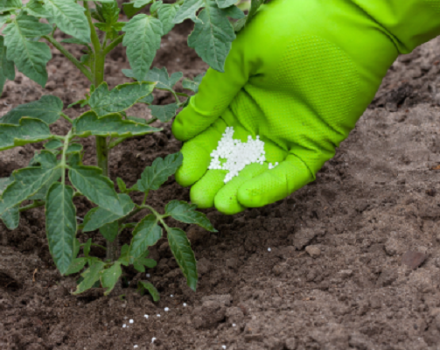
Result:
[2, 19, 440, 350]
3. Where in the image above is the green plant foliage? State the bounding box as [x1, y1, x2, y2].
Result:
[148, 103, 178, 122]
[87, 82, 155, 116]
[130, 214, 162, 258]
[74, 111, 161, 137]
[234, 0, 265, 32]
[166, 227, 198, 291]
[0, 95, 63, 125]
[138, 281, 160, 301]
[0, 36, 15, 95]
[122, 14, 163, 81]
[182, 74, 204, 93]
[137, 152, 183, 191]
[165, 200, 216, 232]
[2, 14, 52, 86]
[0, 0, 220, 299]
[82, 194, 134, 232]
[46, 182, 77, 275]
[43, 0, 90, 43]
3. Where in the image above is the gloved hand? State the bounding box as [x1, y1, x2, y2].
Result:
[172, 0, 440, 214]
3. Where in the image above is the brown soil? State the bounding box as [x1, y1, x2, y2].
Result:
[2, 20, 440, 350]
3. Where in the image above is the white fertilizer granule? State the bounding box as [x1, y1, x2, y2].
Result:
[209, 127, 278, 183]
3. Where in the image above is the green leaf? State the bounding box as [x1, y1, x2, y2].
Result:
[0, 204, 19, 230]
[74, 111, 161, 138]
[28, 166, 62, 201]
[3, 14, 52, 86]
[133, 256, 156, 272]
[87, 82, 155, 116]
[0, 118, 53, 151]
[46, 183, 77, 275]
[0, 95, 63, 125]
[122, 14, 163, 82]
[66, 143, 83, 154]
[25, 0, 50, 18]
[0, 177, 12, 195]
[138, 93, 154, 105]
[167, 227, 198, 291]
[65, 257, 87, 275]
[173, 0, 204, 23]
[0, 36, 14, 95]
[45, 139, 63, 150]
[137, 280, 160, 301]
[216, 0, 236, 8]
[68, 164, 124, 217]
[137, 152, 183, 192]
[145, 67, 183, 92]
[116, 177, 127, 192]
[148, 103, 178, 123]
[156, 2, 180, 35]
[73, 260, 105, 294]
[182, 74, 204, 93]
[100, 0, 119, 24]
[118, 243, 131, 266]
[0, 0, 21, 12]
[100, 262, 122, 295]
[130, 214, 162, 259]
[123, 0, 152, 18]
[43, 0, 90, 43]
[99, 221, 119, 242]
[83, 238, 92, 257]
[187, 2, 237, 72]
[165, 200, 216, 232]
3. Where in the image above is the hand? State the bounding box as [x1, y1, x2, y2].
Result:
[172, 0, 440, 214]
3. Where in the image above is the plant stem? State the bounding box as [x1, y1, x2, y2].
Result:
[60, 112, 73, 123]
[103, 34, 124, 55]
[84, 1, 117, 262]
[43, 35, 93, 82]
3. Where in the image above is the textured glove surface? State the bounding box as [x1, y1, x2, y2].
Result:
[172, 0, 440, 214]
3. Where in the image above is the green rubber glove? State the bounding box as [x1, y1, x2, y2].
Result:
[172, 0, 440, 215]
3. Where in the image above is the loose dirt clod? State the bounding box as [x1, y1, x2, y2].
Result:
[305, 245, 321, 258]
[401, 251, 427, 269]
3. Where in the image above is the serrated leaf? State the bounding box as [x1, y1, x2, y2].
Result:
[148, 103, 178, 123]
[157, 2, 180, 35]
[0, 95, 63, 125]
[74, 111, 161, 138]
[100, 0, 119, 24]
[0, 118, 53, 151]
[0, 177, 12, 195]
[66, 143, 83, 154]
[88, 82, 155, 116]
[130, 214, 162, 259]
[234, 0, 263, 32]
[0, 204, 19, 230]
[100, 262, 122, 295]
[43, 0, 90, 43]
[187, 3, 237, 72]
[28, 166, 62, 201]
[0, 0, 21, 12]
[73, 260, 105, 294]
[46, 183, 77, 275]
[83, 238, 92, 257]
[167, 227, 197, 291]
[145, 67, 183, 92]
[118, 243, 131, 266]
[0, 36, 14, 95]
[133, 256, 156, 272]
[25, 0, 50, 18]
[216, 0, 236, 8]
[173, 0, 204, 24]
[65, 257, 87, 275]
[182, 74, 204, 93]
[116, 177, 127, 192]
[99, 221, 119, 242]
[68, 164, 124, 217]
[123, 0, 152, 18]
[44, 139, 63, 150]
[137, 152, 183, 191]
[122, 14, 163, 82]
[3, 14, 52, 86]
[137, 281, 159, 301]
[165, 200, 216, 232]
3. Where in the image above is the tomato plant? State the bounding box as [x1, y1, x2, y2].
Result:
[0, 0, 263, 298]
